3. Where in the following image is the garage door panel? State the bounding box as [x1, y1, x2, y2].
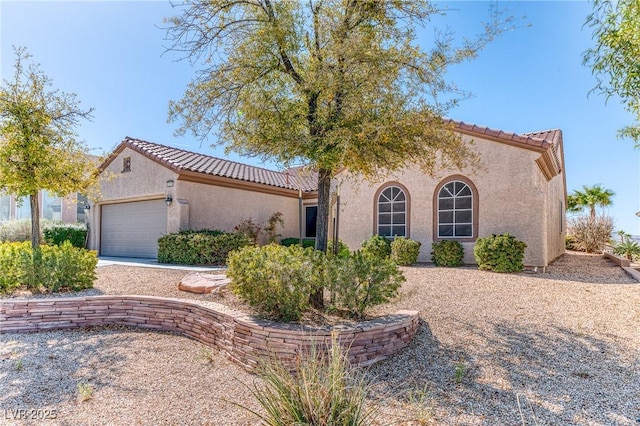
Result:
[101, 200, 167, 258]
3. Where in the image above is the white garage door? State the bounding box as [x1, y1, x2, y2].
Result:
[101, 200, 167, 258]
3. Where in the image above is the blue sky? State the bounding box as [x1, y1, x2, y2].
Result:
[1, 1, 639, 234]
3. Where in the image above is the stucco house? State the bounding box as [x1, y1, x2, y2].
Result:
[88, 120, 566, 266]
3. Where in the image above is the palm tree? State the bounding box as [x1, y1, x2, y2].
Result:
[567, 185, 615, 219]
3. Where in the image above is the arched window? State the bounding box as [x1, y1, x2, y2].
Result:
[376, 185, 408, 238]
[436, 178, 477, 239]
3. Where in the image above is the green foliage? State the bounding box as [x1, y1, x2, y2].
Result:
[328, 251, 404, 320]
[227, 245, 323, 322]
[431, 240, 464, 267]
[565, 235, 576, 250]
[0, 241, 96, 294]
[43, 223, 87, 248]
[567, 215, 614, 253]
[567, 185, 615, 219]
[176, 228, 224, 236]
[245, 335, 375, 426]
[158, 230, 251, 265]
[473, 233, 527, 273]
[584, 0, 640, 145]
[613, 232, 640, 261]
[360, 235, 391, 259]
[0, 47, 95, 249]
[327, 239, 351, 258]
[264, 212, 284, 244]
[390, 237, 422, 266]
[280, 237, 316, 248]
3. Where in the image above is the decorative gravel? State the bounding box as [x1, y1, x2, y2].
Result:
[1, 252, 638, 425]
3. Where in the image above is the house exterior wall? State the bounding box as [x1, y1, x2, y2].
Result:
[335, 135, 558, 266]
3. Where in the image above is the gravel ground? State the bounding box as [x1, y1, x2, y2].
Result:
[1, 252, 639, 425]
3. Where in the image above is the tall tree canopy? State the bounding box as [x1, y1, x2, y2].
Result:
[567, 184, 615, 220]
[584, 0, 640, 146]
[166, 0, 510, 305]
[0, 47, 94, 249]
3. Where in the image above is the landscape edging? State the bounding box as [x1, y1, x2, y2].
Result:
[0, 295, 420, 371]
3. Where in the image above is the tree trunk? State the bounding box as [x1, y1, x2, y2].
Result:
[30, 192, 41, 249]
[310, 168, 332, 309]
[590, 205, 596, 220]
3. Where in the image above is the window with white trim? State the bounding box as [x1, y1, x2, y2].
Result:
[377, 186, 406, 238]
[437, 181, 473, 238]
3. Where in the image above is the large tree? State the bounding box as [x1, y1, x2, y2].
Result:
[567, 185, 615, 220]
[0, 47, 94, 250]
[166, 0, 509, 305]
[584, 0, 640, 146]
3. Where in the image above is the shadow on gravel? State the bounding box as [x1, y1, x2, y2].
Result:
[0, 327, 165, 408]
[367, 320, 639, 425]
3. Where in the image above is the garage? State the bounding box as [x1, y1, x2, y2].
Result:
[100, 199, 167, 258]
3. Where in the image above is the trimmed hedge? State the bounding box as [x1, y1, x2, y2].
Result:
[473, 233, 526, 273]
[43, 223, 87, 248]
[431, 240, 464, 267]
[157, 230, 252, 265]
[0, 241, 97, 294]
[280, 237, 316, 248]
[390, 237, 421, 266]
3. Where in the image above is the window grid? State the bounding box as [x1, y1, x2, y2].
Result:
[377, 186, 406, 238]
[437, 181, 473, 238]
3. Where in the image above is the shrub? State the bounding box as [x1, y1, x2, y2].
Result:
[431, 240, 464, 267]
[157, 231, 252, 265]
[0, 219, 46, 242]
[43, 223, 87, 248]
[280, 237, 316, 248]
[329, 251, 404, 319]
[473, 233, 527, 273]
[264, 212, 284, 243]
[567, 215, 614, 253]
[246, 335, 375, 425]
[613, 232, 640, 261]
[390, 237, 421, 266]
[0, 241, 97, 294]
[565, 235, 576, 250]
[234, 218, 262, 245]
[227, 245, 323, 322]
[360, 235, 391, 259]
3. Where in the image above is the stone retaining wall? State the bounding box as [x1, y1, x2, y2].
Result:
[0, 295, 419, 371]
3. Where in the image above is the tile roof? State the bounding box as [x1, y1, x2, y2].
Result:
[113, 137, 318, 192]
[445, 119, 560, 150]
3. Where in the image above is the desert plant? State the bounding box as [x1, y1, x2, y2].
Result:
[0, 241, 96, 294]
[567, 185, 615, 220]
[329, 251, 404, 319]
[360, 235, 391, 259]
[234, 218, 262, 245]
[390, 237, 422, 266]
[0, 219, 49, 243]
[264, 212, 285, 243]
[227, 244, 323, 321]
[567, 215, 614, 253]
[454, 358, 465, 384]
[243, 335, 376, 425]
[43, 223, 87, 248]
[473, 233, 527, 273]
[77, 382, 94, 402]
[613, 233, 640, 261]
[157, 231, 251, 265]
[431, 240, 464, 267]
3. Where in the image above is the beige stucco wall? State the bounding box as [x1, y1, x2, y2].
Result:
[335, 135, 556, 266]
[177, 180, 303, 242]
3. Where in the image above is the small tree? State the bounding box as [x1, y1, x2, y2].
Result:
[567, 184, 615, 220]
[584, 0, 640, 145]
[0, 47, 95, 251]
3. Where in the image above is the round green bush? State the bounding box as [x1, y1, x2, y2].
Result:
[390, 237, 421, 266]
[473, 233, 527, 273]
[431, 240, 464, 267]
[360, 235, 391, 259]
